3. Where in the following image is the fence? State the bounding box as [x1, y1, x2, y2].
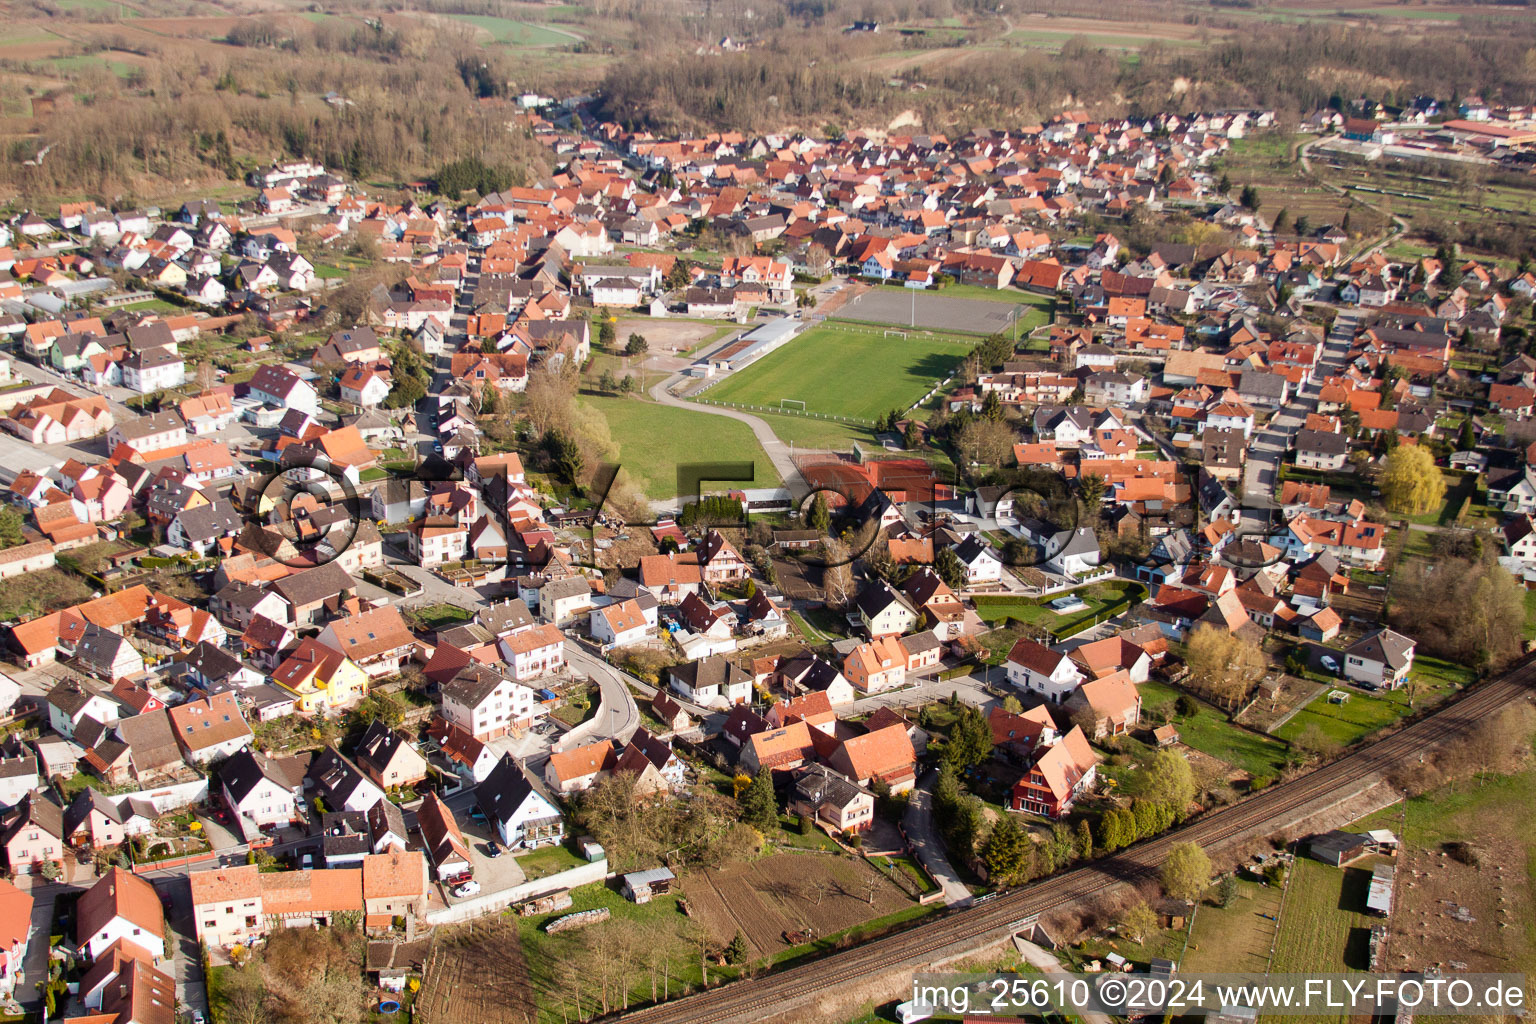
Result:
[133, 849, 218, 874]
[424, 858, 610, 926]
[692, 397, 875, 426]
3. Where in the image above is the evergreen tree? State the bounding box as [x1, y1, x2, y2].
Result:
[935, 546, 967, 589]
[737, 770, 778, 829]
[0, 506, 23, 549]
[725, 930, 748, 965]
[1459, 416, 1477, 451]
[981, 813, 1029, 885]
[942, 705, 994, 769]
[626, 333, 649, 356]
[808, 493, 832, 535]
[598, 369, 618, 393]
[1076, 818, 1094, 860]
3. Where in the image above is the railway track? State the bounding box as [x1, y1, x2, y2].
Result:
[609, 656, 1536, 1024]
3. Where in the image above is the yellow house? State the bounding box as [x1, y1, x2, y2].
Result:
[271, 637, 371, 714]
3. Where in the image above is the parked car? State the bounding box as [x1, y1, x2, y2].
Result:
[485, 843, 503, 858]
[453, 880, 481, 898]
[1320, 655, 1340, 673]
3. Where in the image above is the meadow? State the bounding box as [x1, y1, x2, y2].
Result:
[583, 394, 783, 500]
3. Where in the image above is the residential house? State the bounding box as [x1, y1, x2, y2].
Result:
[1343, 628, 1416, 690]
[417, 791, 473, 881]
[789, 765, 875, 834]
[1004, 638, 1085, 702]
[1065, 670, 1141, 738]
[476, 754, 563, 849]
[76, 866, 165, 961]
[168, 692, 253, 764]
[543, 741, 615, 795]
[668, 655, 752, 707]
[220, 749, 305, 835]
[352, 721, 429, 792]
[843, 635, 908, 693]
[0, 791, 65, 874]
[1010, 727, 1099, 819]
[439, 664, 535, 741]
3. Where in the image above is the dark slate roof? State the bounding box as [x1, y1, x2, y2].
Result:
[1346, 628, 1415, 670]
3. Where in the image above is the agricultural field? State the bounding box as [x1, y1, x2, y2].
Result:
[417, 919, 536, 1024]
[1354, 757, 1536, 976]
[697, 323, 969, 423]
[442, 13, 580, 47]
[681, 852, 914, 959]
[582, 394, 783, 500]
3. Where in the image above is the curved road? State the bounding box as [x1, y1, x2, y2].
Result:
[556, 640, 643, 751]
[649, 373, 806, 499]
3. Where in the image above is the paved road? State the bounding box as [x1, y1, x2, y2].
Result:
[902, 770, 971, 907]
[1012, 935, 1116, 1024]
[648, 373, 807, 500]
[558, 642, 643, 751]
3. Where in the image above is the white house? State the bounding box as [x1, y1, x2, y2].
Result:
[220, 749, 304, 833]
[1343, 628, 1416, 690]
[75, 867, 166, 962]
[46, 679, 119, 740]
[477, 754, 563, 849]
[1004, 638, 1085, 702]
[950, 535, 1003, 585]
[439, 664, 536, 742]
[667, 655, 752, 707]
[590, 598, 656, 649]
[498, 623, 566, 683]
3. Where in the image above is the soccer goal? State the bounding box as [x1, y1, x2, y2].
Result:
[883, 329, 909, 339]
[778, 399, 807, 412]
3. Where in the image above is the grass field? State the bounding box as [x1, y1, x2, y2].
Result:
[697, 324, 968, 422]
[1272, 658, 1466, 746]
[1268, 857, 1383, 1019]
[445, 13, 577, 46]
[1181, 879, 1283, 972]
[584, 394, 783, 500]
[1139, 681, 1291, 780]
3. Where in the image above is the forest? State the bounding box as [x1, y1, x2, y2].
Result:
[4, 0, 1536, 201]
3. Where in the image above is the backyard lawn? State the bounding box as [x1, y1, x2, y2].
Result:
[514, 842, 587, 880]
[1139, 682, 1290, 780]
[976, 581, 1145, 657]
[583, 394, 783, 500]
[697, 323, 969, 422]
[1180, 878, 1282, 973]
[1274, 654, 1468, 747]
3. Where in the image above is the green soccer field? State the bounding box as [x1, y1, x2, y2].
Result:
[696, 324, 970, 422]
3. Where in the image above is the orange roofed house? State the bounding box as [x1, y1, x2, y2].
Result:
[1010, 726, 1099, 819]
[190, 851, 429, 947]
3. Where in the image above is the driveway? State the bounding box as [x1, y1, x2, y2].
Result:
[903, 769, 971, 906]
[14, 877, 73, 1010]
